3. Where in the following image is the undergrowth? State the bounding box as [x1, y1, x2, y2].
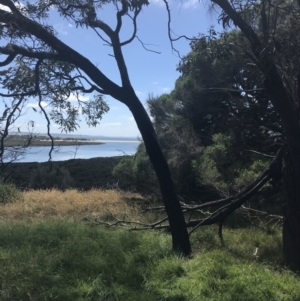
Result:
[0, 189, 298, 300]
[0, 219, 299, 301]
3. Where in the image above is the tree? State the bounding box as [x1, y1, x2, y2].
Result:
[204, 0, 300, 269]
[141, 31, 281, 198]
[0, 0, 191, 255]
[0, 95, 35, 176]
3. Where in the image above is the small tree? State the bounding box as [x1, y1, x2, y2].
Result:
[0, 0, 190, 254]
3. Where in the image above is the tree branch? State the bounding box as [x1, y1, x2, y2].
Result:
[34, 59, 54, 161]
[0, 97, 24, 164]
[0, 53, 16, 66]
[0, 9, 124, 101]
[120, 8, 141, 46]
[0, 0, 23, 17]
[115, 0, 128, 34]
[0, 44, 64, 61]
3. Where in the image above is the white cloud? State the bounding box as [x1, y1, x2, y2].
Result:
[68, 23, 73, 28]
[68, 93, 89, 102]
[27, 101, 47, 108]
[161, 86, 171, 92]
[152, 81, 159, 85]
[181, 0, 200, 9]
[148, 0, 167, 7]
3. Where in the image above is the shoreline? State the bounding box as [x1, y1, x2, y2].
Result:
[4, 139, 105, 147]
[4, 137, 140, 148]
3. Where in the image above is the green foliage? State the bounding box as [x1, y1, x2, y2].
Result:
[0, 180, 20, 203]
[193, 133, 233, 197]
[234, 160, 269, 191]
[0, 220, 298, 301]
[113, 143, 158, 193]
[193, 133, 270, 197]
[29, 165, 74, 190]
[4, 157, 124, 191]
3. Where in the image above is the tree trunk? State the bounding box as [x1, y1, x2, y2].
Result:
[125, 88, 191, 256]
[282, 142, 300, 270]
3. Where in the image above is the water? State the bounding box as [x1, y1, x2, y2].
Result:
[15, 139, 140, 163]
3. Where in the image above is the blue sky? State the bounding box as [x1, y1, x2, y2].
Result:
[1, 0, 221, 137]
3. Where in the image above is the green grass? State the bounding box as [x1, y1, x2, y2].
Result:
[0, 219, 299, 301]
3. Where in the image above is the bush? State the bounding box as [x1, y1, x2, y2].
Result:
[0, 180, 21, 203]
[193, 133, 271, 197]
[29, 165, 74, 190]
[113, 143, 159, 194]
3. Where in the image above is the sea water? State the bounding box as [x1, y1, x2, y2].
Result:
[15, 139, 140, 163]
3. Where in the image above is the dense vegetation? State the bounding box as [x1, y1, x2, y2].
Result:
[4, 156, 125, 191]
[113, 29, 283, 203]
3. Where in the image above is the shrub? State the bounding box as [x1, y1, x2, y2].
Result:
[29, 165, 74, 190]
[0, 180, 21, 203]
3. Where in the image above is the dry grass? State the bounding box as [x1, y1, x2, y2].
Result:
[0, 189, 145, 221]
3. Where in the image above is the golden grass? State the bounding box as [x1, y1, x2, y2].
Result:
[0, 189, 144, 221]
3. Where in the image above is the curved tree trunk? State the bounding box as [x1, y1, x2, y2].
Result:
[125, 88, 191, 256]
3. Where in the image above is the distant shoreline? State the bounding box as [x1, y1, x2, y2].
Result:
[4, 136, 105, 147]
[3, 135, 141, 148]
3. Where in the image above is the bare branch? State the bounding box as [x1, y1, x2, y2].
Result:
[0, 90, 36, 98]
[162, 0, 181, 57]
[120, 8, 141, 46]
[92, 27, 112, 46]
[34, 59, 54, 161]
[135, 36, 161, 54]
[243, 149, 275, 158]
[115, 0, 128, 34]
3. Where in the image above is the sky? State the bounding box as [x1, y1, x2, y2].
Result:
[0, 0, 221, 137]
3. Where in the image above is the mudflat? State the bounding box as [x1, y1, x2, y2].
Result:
[3, 135, 104, 147]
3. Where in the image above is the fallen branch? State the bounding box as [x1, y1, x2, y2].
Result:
[87, 148, 283, 238]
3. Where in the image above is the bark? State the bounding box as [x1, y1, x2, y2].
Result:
[124, 87, 191, 255]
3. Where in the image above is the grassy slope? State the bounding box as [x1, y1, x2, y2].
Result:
[0, 189, 299, 301]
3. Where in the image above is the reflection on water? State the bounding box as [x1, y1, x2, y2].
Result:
[15, 141, 140, 163]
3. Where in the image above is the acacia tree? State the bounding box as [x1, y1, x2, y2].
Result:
[203, 0, 300, 268]
[0, 0, 191, 255]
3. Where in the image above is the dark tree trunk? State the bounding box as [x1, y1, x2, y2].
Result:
[125, 88, 191, 256]
[282, 143, 300, 270]
[211, 0, 300, 269]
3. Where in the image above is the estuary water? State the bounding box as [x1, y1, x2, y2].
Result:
[16, 138, 141, 163]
